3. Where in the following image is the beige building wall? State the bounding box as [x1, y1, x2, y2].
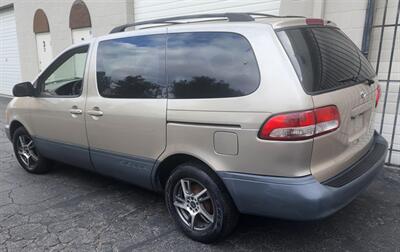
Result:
[133, 0, 281, 21]
[0, 0, 133, 82]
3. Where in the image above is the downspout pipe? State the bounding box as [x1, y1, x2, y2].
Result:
[312, 0, 325, 18]
[361, 0, 375, 58]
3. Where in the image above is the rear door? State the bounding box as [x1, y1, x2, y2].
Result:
[278, 26, 378, 182]
[85, 31, 167, 189]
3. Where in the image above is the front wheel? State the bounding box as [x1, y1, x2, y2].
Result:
[12, 127, 50, 174]
[165, 162, 238, 243]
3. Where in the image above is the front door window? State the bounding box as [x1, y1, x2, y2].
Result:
[38, 45, 89, 97]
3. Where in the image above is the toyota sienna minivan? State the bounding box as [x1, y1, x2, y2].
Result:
[5, 13, 388, 243]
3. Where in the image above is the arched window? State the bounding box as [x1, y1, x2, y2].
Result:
[33, 9, 53, 72]
[33, 9, 49, 34]
[69, 0, 92, 44]
[69, 0, 91, 29]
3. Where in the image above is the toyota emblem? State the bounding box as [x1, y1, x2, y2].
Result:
[360, 91, 367, 99]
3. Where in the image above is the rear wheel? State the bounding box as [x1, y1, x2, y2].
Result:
[165, 162, 238, 243]
[12, 127, 50, 174]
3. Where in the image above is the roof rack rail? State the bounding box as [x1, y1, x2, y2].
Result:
[245, 12, 305, 19]
[109, 12, 305, 34]
[110, 13, 254, 33]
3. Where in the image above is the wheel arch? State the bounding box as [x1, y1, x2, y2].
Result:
[9, 120, 27, 139]
[152, 153, 224, 192]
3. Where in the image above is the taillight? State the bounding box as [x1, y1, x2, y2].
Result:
[375, 84, 381, 107]
[258, 106, 340, 141]
[306, 18, 325, 26]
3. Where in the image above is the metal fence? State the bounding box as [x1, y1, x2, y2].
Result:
[369, 0, 400, 167]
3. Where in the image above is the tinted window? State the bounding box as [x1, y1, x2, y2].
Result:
[167, 32, 260, 99]
[96, 35, 166, 98]
[39, 46, 88, 97]
[278, 27, 375, 94]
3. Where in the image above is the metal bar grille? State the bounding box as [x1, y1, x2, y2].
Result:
[370, 0, 400, 166]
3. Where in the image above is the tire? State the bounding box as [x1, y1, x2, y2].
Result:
[165, 162, 238, 243]
[12, 127, 50, 174]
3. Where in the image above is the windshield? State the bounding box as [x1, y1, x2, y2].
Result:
[277, 27, 375, 94]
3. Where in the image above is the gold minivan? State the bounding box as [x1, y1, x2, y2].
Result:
[5, 13, 388, 243]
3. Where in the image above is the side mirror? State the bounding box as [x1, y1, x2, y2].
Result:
[12, 82, 35, 97]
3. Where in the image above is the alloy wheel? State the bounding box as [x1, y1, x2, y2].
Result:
[173, 178, 215, 231]
[16, 135, 38, 169]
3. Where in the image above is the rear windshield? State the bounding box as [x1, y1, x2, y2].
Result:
[277, 27, 375, 94]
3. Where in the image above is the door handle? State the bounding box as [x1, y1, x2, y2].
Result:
[69, 107, 83, 115]
[87, 107, 103, 117]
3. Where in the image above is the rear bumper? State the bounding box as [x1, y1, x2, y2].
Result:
[219, 132, 388, 220]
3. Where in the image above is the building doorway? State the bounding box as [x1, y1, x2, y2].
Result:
[33, 9, 53, 72]
[70, 0, 92, 44]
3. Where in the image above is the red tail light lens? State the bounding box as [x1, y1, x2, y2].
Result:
[258, 106, 340, 141]
[306, 18, 325, 26]
[375, 84, 381, 107]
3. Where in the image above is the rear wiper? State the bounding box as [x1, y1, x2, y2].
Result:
[365, 79, 375, 85]
[338, 76, 375, 85]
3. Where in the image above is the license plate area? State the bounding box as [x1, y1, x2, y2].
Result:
[349, 110, 369, 143]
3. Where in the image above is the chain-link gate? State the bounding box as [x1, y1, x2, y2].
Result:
[367, 0, 400, 167]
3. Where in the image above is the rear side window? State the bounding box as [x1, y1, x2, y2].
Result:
[277, 27, 375, 94]
[167, 32, 260, 99]
[96, 34, 166, 98]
